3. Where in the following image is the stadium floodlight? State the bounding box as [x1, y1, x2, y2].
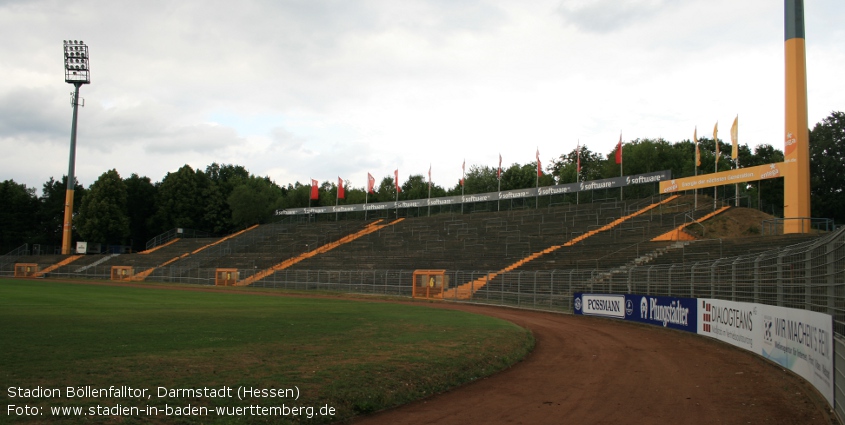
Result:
[60, 40, 90, 255]
[64, 40, 90, 84]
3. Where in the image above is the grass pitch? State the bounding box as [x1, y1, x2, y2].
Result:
[0, 279, 533, 424]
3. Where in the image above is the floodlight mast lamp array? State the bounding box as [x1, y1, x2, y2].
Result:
[61, 40, 90, 255]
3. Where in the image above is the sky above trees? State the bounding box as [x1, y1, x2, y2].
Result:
[1, 1, 843, 195]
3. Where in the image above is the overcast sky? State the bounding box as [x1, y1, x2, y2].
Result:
[2, 0, 843, 194]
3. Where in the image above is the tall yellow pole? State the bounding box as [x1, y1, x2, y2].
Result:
[783, 0, 811, 234]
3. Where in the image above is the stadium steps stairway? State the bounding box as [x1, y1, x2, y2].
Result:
[237, 219, 405, 286]
[32, 255, 84, 277]
[74, 253, 120, 273]
[646, 233, 823, 266]
[651, 206, 730, 241]
[138, 237, 181, 254]
[585, 240, 692, 288]
[128, 226, 259, 281]
[440, 195, 680, 300]
[285, 200, 639, 272]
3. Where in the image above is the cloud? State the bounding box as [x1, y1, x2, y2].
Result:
[556, 0, 672, 33]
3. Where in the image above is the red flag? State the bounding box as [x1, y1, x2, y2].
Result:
[536, 148, 542, 176]
[497, 153, 502, 179]
[310, 179, 319, 200]
[615, 135, 623, 165]
[394, 169, 401, 192]
[367, 173, 375, 194]
[460, 178, 465, 186]
[337, 177, 345, 199]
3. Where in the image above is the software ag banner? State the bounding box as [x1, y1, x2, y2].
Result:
[573, 293, 697, 333]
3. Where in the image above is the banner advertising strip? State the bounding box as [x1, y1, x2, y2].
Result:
[659, 162, 785, 194]
[277, 170, 671, 216]
[573, 293, 834, 407]
[698, 298, 833, 406]
[574, 293, 698, 333]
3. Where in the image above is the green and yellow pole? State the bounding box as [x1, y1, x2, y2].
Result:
[783, 0, 811, 234]
[61, 83, 82, 255]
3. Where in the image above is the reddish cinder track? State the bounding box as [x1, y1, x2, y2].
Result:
[35, 280, 836, 424]
[354, 303, 835, 425]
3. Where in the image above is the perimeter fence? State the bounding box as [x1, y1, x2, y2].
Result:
[17, 226, 845, 421]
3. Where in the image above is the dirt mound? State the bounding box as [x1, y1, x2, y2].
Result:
[687, 207, 775, 239]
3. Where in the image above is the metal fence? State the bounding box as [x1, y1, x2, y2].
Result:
[7, 226, 844, 422]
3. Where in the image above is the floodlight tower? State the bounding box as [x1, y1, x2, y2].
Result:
[61, 40, 90, 255]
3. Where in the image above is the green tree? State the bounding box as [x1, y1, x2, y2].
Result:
[0, 180, 39, 252]
[228, 176, 282, 227]
[375, 175, 399, 202]
[400, 174, 430, 200]
[278, 182, 313, 209]
[37, 176, 85, 247]
[463, 165, 499, 194]
[549, 145, 604, 184]
[810, 111, 845, 224]
[500, 162, 552, 190]
[152, 165, 211, 231]
[76, 169, 130, 244]
[124, 174, 157, 250]
[206, 163, 250, 233]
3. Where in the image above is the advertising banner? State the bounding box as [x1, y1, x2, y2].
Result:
[659, 162, 784, 194]
[573, 293, 626, 318]
[573, 293, 697, 333]
[625, 294, 698, 333]
[278, 170, 671, 216]
[698, 299, 833, 406]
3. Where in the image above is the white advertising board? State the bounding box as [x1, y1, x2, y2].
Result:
[698, 299, 833, 406]
[576, 294, 626, 319]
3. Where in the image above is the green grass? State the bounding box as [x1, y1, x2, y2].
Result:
[0, 279, 533, 424]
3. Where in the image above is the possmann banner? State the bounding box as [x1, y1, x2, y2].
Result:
[698, 299, 833, 406]
[277, 170, 671, 216]
[573, 293, 626, 318]
[573, 293, 697, 333]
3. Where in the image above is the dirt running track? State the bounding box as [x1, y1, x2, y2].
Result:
[355, 303, 835, 425]
[40, 280, 835, 424]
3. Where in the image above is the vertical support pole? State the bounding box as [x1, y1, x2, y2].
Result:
[777, 253, 785, 307]
[783, 0, 811, 233]
[61, 83, 82, 255]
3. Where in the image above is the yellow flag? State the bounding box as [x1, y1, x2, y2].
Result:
[730, 115, 738, 159]
[694, 127, 700, 167]
[713, 122, 719, 167]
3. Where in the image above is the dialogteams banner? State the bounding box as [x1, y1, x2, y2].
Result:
[277, 170, 671, 215]
[698, 299, 833, 406]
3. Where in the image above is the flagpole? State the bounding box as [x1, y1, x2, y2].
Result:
[428, 164, 431, 217]
[535, 150, 539, 209]
[694, 127, 699, 211]
[576, 140, 580, 205]
[462, 160, 465, 214]
[713, 122, 719, 211]
[497, 153, 502, 212]
[732, 115, 739, 207]
[335, 179, 339, 222]
[365, 187, 368, 221]
[619, 133, 624, 201]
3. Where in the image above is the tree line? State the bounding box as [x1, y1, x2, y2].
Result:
[2, 111, 842, 253]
